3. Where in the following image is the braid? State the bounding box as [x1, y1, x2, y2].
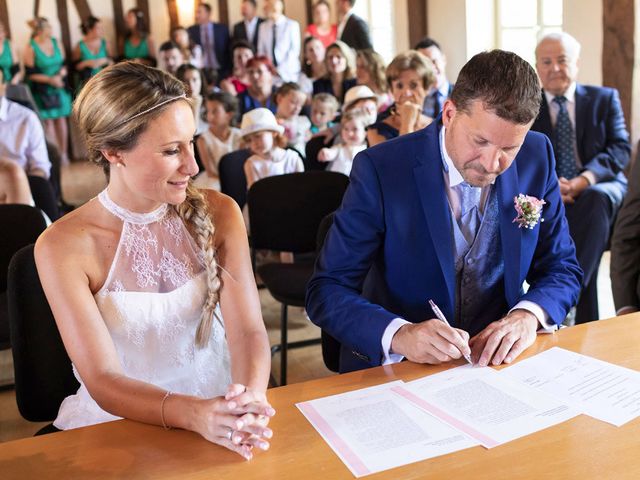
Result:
[175, 183, 222, 348]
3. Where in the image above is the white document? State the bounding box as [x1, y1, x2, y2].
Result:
[395, 365, 579, 448]
[503, 347, 640, 426]
[296, 381, 478, 477]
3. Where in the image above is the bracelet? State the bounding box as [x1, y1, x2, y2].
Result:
[160, 391, 173, 430]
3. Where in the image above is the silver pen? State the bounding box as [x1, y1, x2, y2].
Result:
[428, 299, 473, 364]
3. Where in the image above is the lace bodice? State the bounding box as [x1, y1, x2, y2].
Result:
[54, 189, 231, 430]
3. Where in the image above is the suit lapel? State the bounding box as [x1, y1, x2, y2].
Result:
[496, 164, 521, 305]
[538, 92, 553, 136]
[412, 126, 456, 319]
[574, 84, 589, 159]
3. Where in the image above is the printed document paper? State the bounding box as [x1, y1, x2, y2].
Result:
[502, 347, 640, 426]
[296, 381, 478, 478]
[394, 365, 579, 448]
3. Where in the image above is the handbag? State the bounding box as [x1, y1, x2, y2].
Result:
[39, 90, 61, 109]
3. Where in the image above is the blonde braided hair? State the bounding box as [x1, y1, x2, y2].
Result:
[175, 183, 222, 347]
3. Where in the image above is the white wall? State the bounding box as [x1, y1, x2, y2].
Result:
[563, 0, 602, 85]
[428, 0, 468, 83]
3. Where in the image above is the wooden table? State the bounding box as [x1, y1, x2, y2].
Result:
[2, 314, 639, 479]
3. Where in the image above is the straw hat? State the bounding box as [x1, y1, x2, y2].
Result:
[240, 108, 285, 137]
[343, 85, 377, 110]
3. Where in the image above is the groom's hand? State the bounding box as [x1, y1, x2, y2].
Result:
[391, 320, 471, 364]
[469, 309, 538, 366]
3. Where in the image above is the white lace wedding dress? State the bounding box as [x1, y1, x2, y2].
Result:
[54, 189, 232, 430]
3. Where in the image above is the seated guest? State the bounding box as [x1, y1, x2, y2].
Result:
[304, 1, 337, 48]
[298, 36, 327, 99]
[171, 26, 203, 69]
[531, 32, 630, 324]
[256, 0, 301, 83]
[355, 49, 392, 112]
[0, 159, 33, 205]
[73, 16, 114, 88]
[238, 56, 277, 117]
[242, 107, 304, 190]
[367, 50, 435, 147]
[176, 63, 207, 135]
[336, 0, 372, 50]
[307, 50, 582, 373]
[159, 41, 184, 76]
[220, 40, 254, 96]
[0, 20, 23, 84]
[309, 92, 339, 134]
[317, 109, 367, 176]
[194, 91, 242, 191]
[188, 2, 231, 79]
[312, 40, 357, 104]
[610, 158, 640, 315]
[120, 8, 156, 66]
[232, 0, 264, 50]
[415, 37, 453, 118]
[274, 82, 310, 154]
[36, 62, 274, 459]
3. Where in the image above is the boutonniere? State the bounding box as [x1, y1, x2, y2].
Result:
[513, 194, 546, 229]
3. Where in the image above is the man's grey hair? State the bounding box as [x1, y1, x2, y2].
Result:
[536, 32, 581, 61]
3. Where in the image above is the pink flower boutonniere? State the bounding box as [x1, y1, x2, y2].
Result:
[513, 194, 546, 229]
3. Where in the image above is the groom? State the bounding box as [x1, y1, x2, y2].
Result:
[306, 50, 583, 373]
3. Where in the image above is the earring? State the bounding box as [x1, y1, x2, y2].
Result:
[116, 162, 125, 168]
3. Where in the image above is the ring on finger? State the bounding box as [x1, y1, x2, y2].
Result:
[227, 429, 234, 441]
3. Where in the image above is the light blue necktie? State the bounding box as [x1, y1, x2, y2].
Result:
[552, 96, 579, 179]
[457, 182, 482, 244]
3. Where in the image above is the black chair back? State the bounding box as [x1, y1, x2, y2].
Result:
[28, 175, 60, 221]
[248, 171, 349, 253]
[219, 149, 252, 209]
[8, 244, 79, 421]
[315, 212, 341, 372]
[304, 135, 332, 171]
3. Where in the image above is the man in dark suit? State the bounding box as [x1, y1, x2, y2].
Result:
[336, 0, 372, 50]
[188, 2, 231, 79]
[531, 32, 630, 325]
[415, 37, 454, 118]
[306, 50, 582, 373]
[232, 0, 263, 51]
[610, 156, 640, 316]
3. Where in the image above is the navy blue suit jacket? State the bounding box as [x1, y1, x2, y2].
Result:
[306, 121, 582, 372]
[531, 84, 630, 187]
[187, 22, 231, 77]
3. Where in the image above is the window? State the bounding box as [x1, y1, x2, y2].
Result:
[497, 0, 563, 65]
[351, 0, 395, 63]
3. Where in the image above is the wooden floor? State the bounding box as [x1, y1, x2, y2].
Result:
[0, 160, 615, 443]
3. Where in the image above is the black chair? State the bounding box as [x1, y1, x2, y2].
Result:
[315, 212, 341, 373]
[8, 244, 79, 429]
[28, 175, 60, 221]
[247, 171, 349, 385]
[0, 205, 48, 354]
[219, 149, 252, 209]
[304, 135, 332, 172]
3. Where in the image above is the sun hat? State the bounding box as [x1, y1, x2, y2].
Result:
[240, 108, 285, 137]
[343, 85, 377, 110]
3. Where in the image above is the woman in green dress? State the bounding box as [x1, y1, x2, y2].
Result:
[0, 20, 23, 84]
[73, 16, 113, 87]
[24, 17, 72, 163]
[120, 8, 156, 66]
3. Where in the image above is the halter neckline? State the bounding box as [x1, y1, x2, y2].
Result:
[97, 189, 168, 225]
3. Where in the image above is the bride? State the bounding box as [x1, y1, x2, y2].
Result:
[35, 61, 273, 460]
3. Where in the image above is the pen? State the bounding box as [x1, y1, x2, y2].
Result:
[428, 299, 473, 364]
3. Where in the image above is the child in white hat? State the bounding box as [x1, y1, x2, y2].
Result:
[241, 108, 304, 190]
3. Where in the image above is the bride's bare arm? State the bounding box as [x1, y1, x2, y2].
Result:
[34, 210, 269, 459]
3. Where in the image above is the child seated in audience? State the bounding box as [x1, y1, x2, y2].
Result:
[274, 82, 311, 155]
[317, 110, 367, 176]
[309, 93, 339, 134]
[193, 92, 242, 191]
[242, 108, 304, 190]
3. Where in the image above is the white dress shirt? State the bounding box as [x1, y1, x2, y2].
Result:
[244, 17, 259, 44]
[543, 82, 595, 185]
[257, 16, 301, 83]
[337, 10, 353, 39]
[0, 96, 51, 178]
[380, 126, 555, 365]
